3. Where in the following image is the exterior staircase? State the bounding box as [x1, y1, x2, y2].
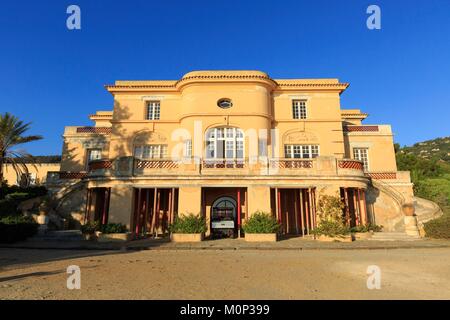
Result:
[414, 197, 443, 236]
[369, 232, 420, 241]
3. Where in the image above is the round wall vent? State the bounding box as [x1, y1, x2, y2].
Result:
[217, 98, 233, 109]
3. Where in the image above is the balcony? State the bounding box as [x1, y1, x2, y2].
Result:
[336, 159, 365, 177]
[88, 159, 114, 176]
[79, 156, 366, 179]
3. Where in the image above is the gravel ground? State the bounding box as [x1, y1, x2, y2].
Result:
[1, 248, 449, 299]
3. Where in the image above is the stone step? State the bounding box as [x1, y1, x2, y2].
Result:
[372, 232, 410, 237]
[369, 232, 420, 241]
[31, 230, 83, 242]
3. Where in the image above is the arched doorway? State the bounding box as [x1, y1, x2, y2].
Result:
[211, 196, 236, 238]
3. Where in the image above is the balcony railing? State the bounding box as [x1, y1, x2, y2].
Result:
[366, 172, 397, 179]
[202, 158, 246, 169]
[135, 159, 180, 169]
[88, 159, 113, 171]
[270, 158, 313, 169]
[75, 127, 112, 134]
[343, 125, 379, 132]
[50, 156, 370, 182]
[47, 171, 88, 182]
[338, 159, 364, 171]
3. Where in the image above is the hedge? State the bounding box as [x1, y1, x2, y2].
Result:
[0, 215, 39, 243]
[424, 207, 450, 239]
[169, 214, 207, 234]
[243, 212, 281, 234]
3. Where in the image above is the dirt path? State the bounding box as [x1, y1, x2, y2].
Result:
[1, 248, 449, 299]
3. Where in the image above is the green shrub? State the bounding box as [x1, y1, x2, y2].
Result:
[0, 198, 19, 216]
[415, 177, 450, 208]
[5, 192, 30, 201]
[0, 215, 39, 243]
[80, 221, 100, 234]
[0, 185, 47, 200]
[313, 192, 349, 237]
[243, 211, 281, 234]
[312, 220, 351, 237]
[424, 207, 450, 239]
[350, 224, 383, 233]
[316, 192, 346, 223]
[100, 223, 127, 234]
[0, 186, 48, 217]
[169, 214, 207, 234]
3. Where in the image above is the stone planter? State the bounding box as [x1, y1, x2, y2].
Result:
[404, 216, 420, 237]
[171, 233, 204, 242]
[83, 233, 96, 241]
[245, 233, 277, 242]
[36, 214, 49, 225]
[316, 235, 353, 242]
[97, 232, 132, 242]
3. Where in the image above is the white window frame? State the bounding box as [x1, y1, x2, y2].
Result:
[284, 144, 319, 159]
[292, 100, 307, 120]
[353, 148, 369, 171]
[146, 101, 160, 120]
[184, 139, 192, 158]
[134, 144, 168, 159]
[86, 149, 102, 169]
[206, 127, 245, 159]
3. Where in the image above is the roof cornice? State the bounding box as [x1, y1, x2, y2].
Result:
[105, 71, 349, 94]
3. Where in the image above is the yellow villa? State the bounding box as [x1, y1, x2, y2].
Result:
[47, 70, 414, 238]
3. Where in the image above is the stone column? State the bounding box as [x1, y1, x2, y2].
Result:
[247, 185, 271, 218]
[108, 185, 134, 229]
[178, 186, 202, 216]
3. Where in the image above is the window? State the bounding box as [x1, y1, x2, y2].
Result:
[19, 173, 36, 187]
[284, 145, 319, 159]
[87, 149, 102, 162]
[134, 144, 168, 159]
[184, 139, 192, 157]
[258, 137, 268, 157]
[206, 127, 244, 159]
[353, 148, 369, 171]
[146, 101, 160, 120]
[292, 100, 307, 119]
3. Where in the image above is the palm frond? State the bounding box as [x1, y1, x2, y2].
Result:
[0, 112, 42, 183]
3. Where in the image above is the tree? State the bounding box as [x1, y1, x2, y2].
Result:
[0, 113, 43, 184]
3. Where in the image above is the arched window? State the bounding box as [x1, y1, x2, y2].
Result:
[205, 127, 244, 159]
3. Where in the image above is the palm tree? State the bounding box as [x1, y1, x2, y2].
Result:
[0, 113, 43, 185]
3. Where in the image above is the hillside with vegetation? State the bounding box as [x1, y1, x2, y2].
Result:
[398, 136, 450, 163]
[395, 137, 450, 238]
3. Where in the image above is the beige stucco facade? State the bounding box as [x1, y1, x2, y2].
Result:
[3, 163, 60, 186]
[47, 70, 414, 236]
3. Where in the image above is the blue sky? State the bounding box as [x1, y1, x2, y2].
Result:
[0, 0, 449, 155]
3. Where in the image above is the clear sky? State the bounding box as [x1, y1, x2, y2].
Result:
[0, 0, 449, 155]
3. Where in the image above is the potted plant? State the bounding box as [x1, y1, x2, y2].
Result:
[402, 203, 415, 216]
[313, 192, 352, 242]
[80, 221, 100, 240]
[97, 223, 131, 242]
[243, 211, 281, 242]
[169, 213, 207, 242]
